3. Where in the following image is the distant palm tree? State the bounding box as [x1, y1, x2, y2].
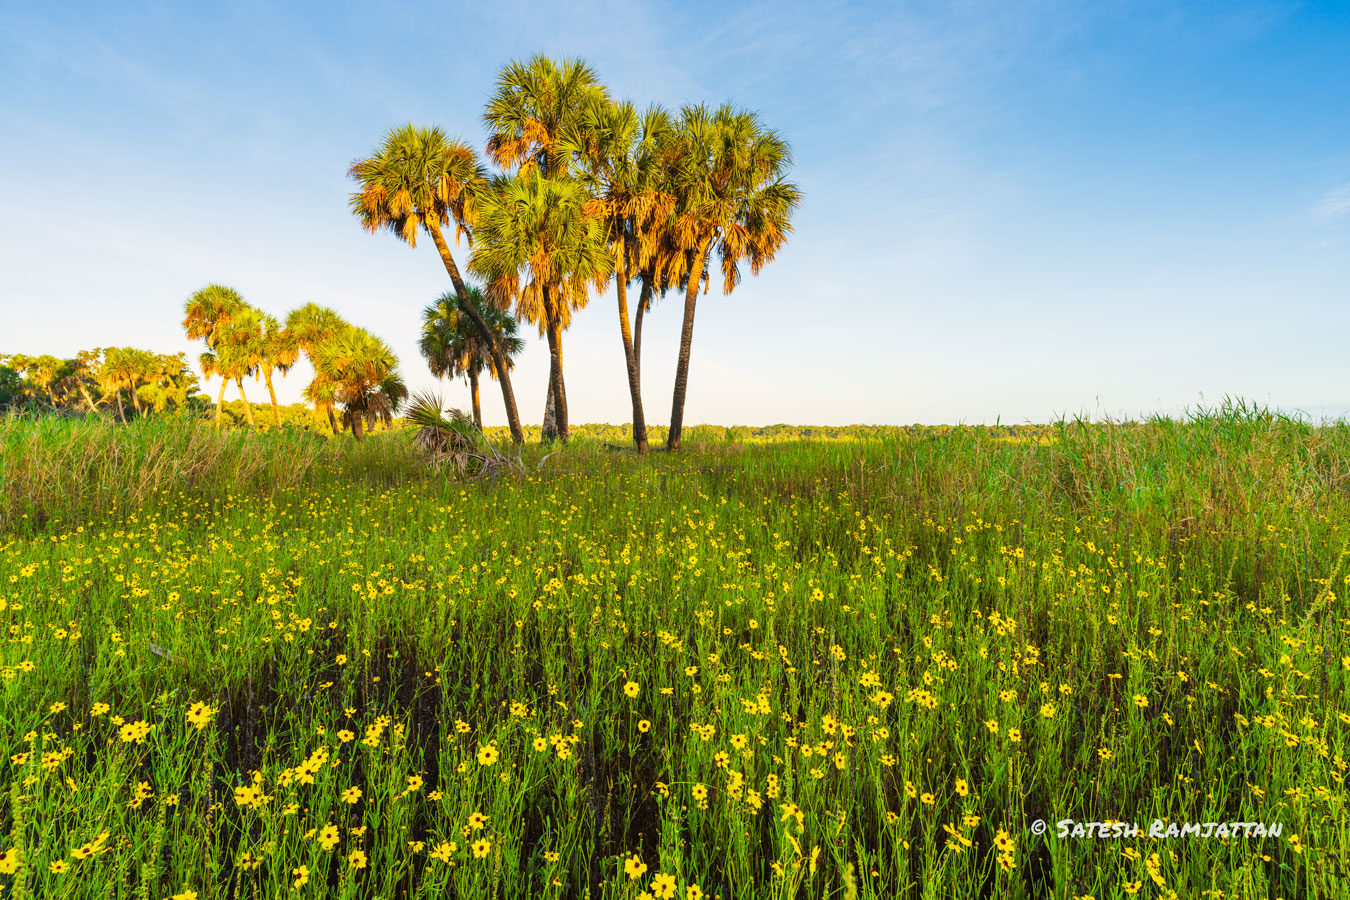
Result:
[258, 314, 298, 427]
[216, 307, 265, 427]
[97, 347, 155, 422]
[469, 171, 611, 444]
[183, 284, 247, 426]
[662, 105, 801, 450]
[566, 97, 674, 452]
[286, 303, 348, 433]
[420, 287, 523, 429]
[302, 371, 341, 435]
[310, 326, 407, 439]
[349, 125, 526, 444]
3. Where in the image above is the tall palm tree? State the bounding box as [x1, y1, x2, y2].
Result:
[420, 287, 523, 429]
[258, 314, 298, 427]
[565, 97, 674, 452]
[349, 125, 526, 444]
[662, 104, 801, 451]
[483, 54, 608, 438]
[310, 326, 406, 439]
[183, 284, 247, 427]
[286, 303, 348, 433]
[468, 171, 611, 444]
[216, 308, 264, 427]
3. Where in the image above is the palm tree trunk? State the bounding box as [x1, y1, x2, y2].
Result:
[114, 389, 126, 424]
[78, 382, 98, 413]
[215, 379, 227, 428]
[236, 379, 256, 427]
[351, 413, 364, 440]
[129, 381, 142, 416]
[634, 273, 653, 379]
[542, 383, 557, 441]
[264, 369, 282, 427]
[667, 238, 711, 451]
[327, 407, 340, 434]
[469, 369, 482, 430]
[543, 286, 568, 444]
[614, 250, 648, 453]
[425, 223, 525, 444]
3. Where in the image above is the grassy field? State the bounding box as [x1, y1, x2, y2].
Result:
[0, 406, 1346, 899]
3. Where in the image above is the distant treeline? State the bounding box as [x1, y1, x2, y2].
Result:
[0, 349, 201, 419]
[480, 422, 1057, 444]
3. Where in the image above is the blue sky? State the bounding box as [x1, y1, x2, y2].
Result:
[2, 0, 1348, 426]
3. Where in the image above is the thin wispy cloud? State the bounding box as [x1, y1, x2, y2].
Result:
[1311, 185, 1350, 224]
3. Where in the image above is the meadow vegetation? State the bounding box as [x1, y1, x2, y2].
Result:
[0, 402, 1346, 898]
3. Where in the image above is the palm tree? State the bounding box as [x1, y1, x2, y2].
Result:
[468, 171, 611, 443]
[483, 54, 608, 438]
[484, 54, 608, 179]
[420, 287, 523, 429]
[97, 347, 155, 421]
[96, 350, 129, 422]
[566, 97, 674, 452]
[662, 105, 801, 451]
[183, 284, 246, 426]
[349, 125, 526, 444]
[11, 354, 68, 406]
[213, 308, 264, 427]
[286, 303, 348, 433]
[257, 314, 298, 427]
[310, 326, 406, 439]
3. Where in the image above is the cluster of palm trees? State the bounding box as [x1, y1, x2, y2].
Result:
[1, 348, 198, 418]
[182, 286, 405, 437]
[352, 54, 799, 451]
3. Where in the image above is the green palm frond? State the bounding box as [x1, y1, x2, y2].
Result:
[405, 389, 515, 477]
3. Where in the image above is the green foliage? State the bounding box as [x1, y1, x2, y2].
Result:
[0, 364, 23, 409]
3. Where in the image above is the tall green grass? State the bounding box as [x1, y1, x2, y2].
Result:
[0, 400, 1346, 898]
[0, 414, 429, 535]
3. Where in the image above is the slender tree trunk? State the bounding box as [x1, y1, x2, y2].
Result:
[114, 389, 126, 424]
[469, 369, 482, 430]
[667, 237, 711, 451]
[215, 379, 227, 427]
[542, 384, 557, 441]
[351, 413, 364, 440]
[543, 285, 569, 444]
[78, 381, 97, 413]
[236, 379, 256, 427]
[326, 406, 340, 435]
[614, 248, 648, 453]
[634, 273, 653, 380]
[129, 382, 142, 416]
[426, 223, 524, 444]
[264, 369, 282, 427]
